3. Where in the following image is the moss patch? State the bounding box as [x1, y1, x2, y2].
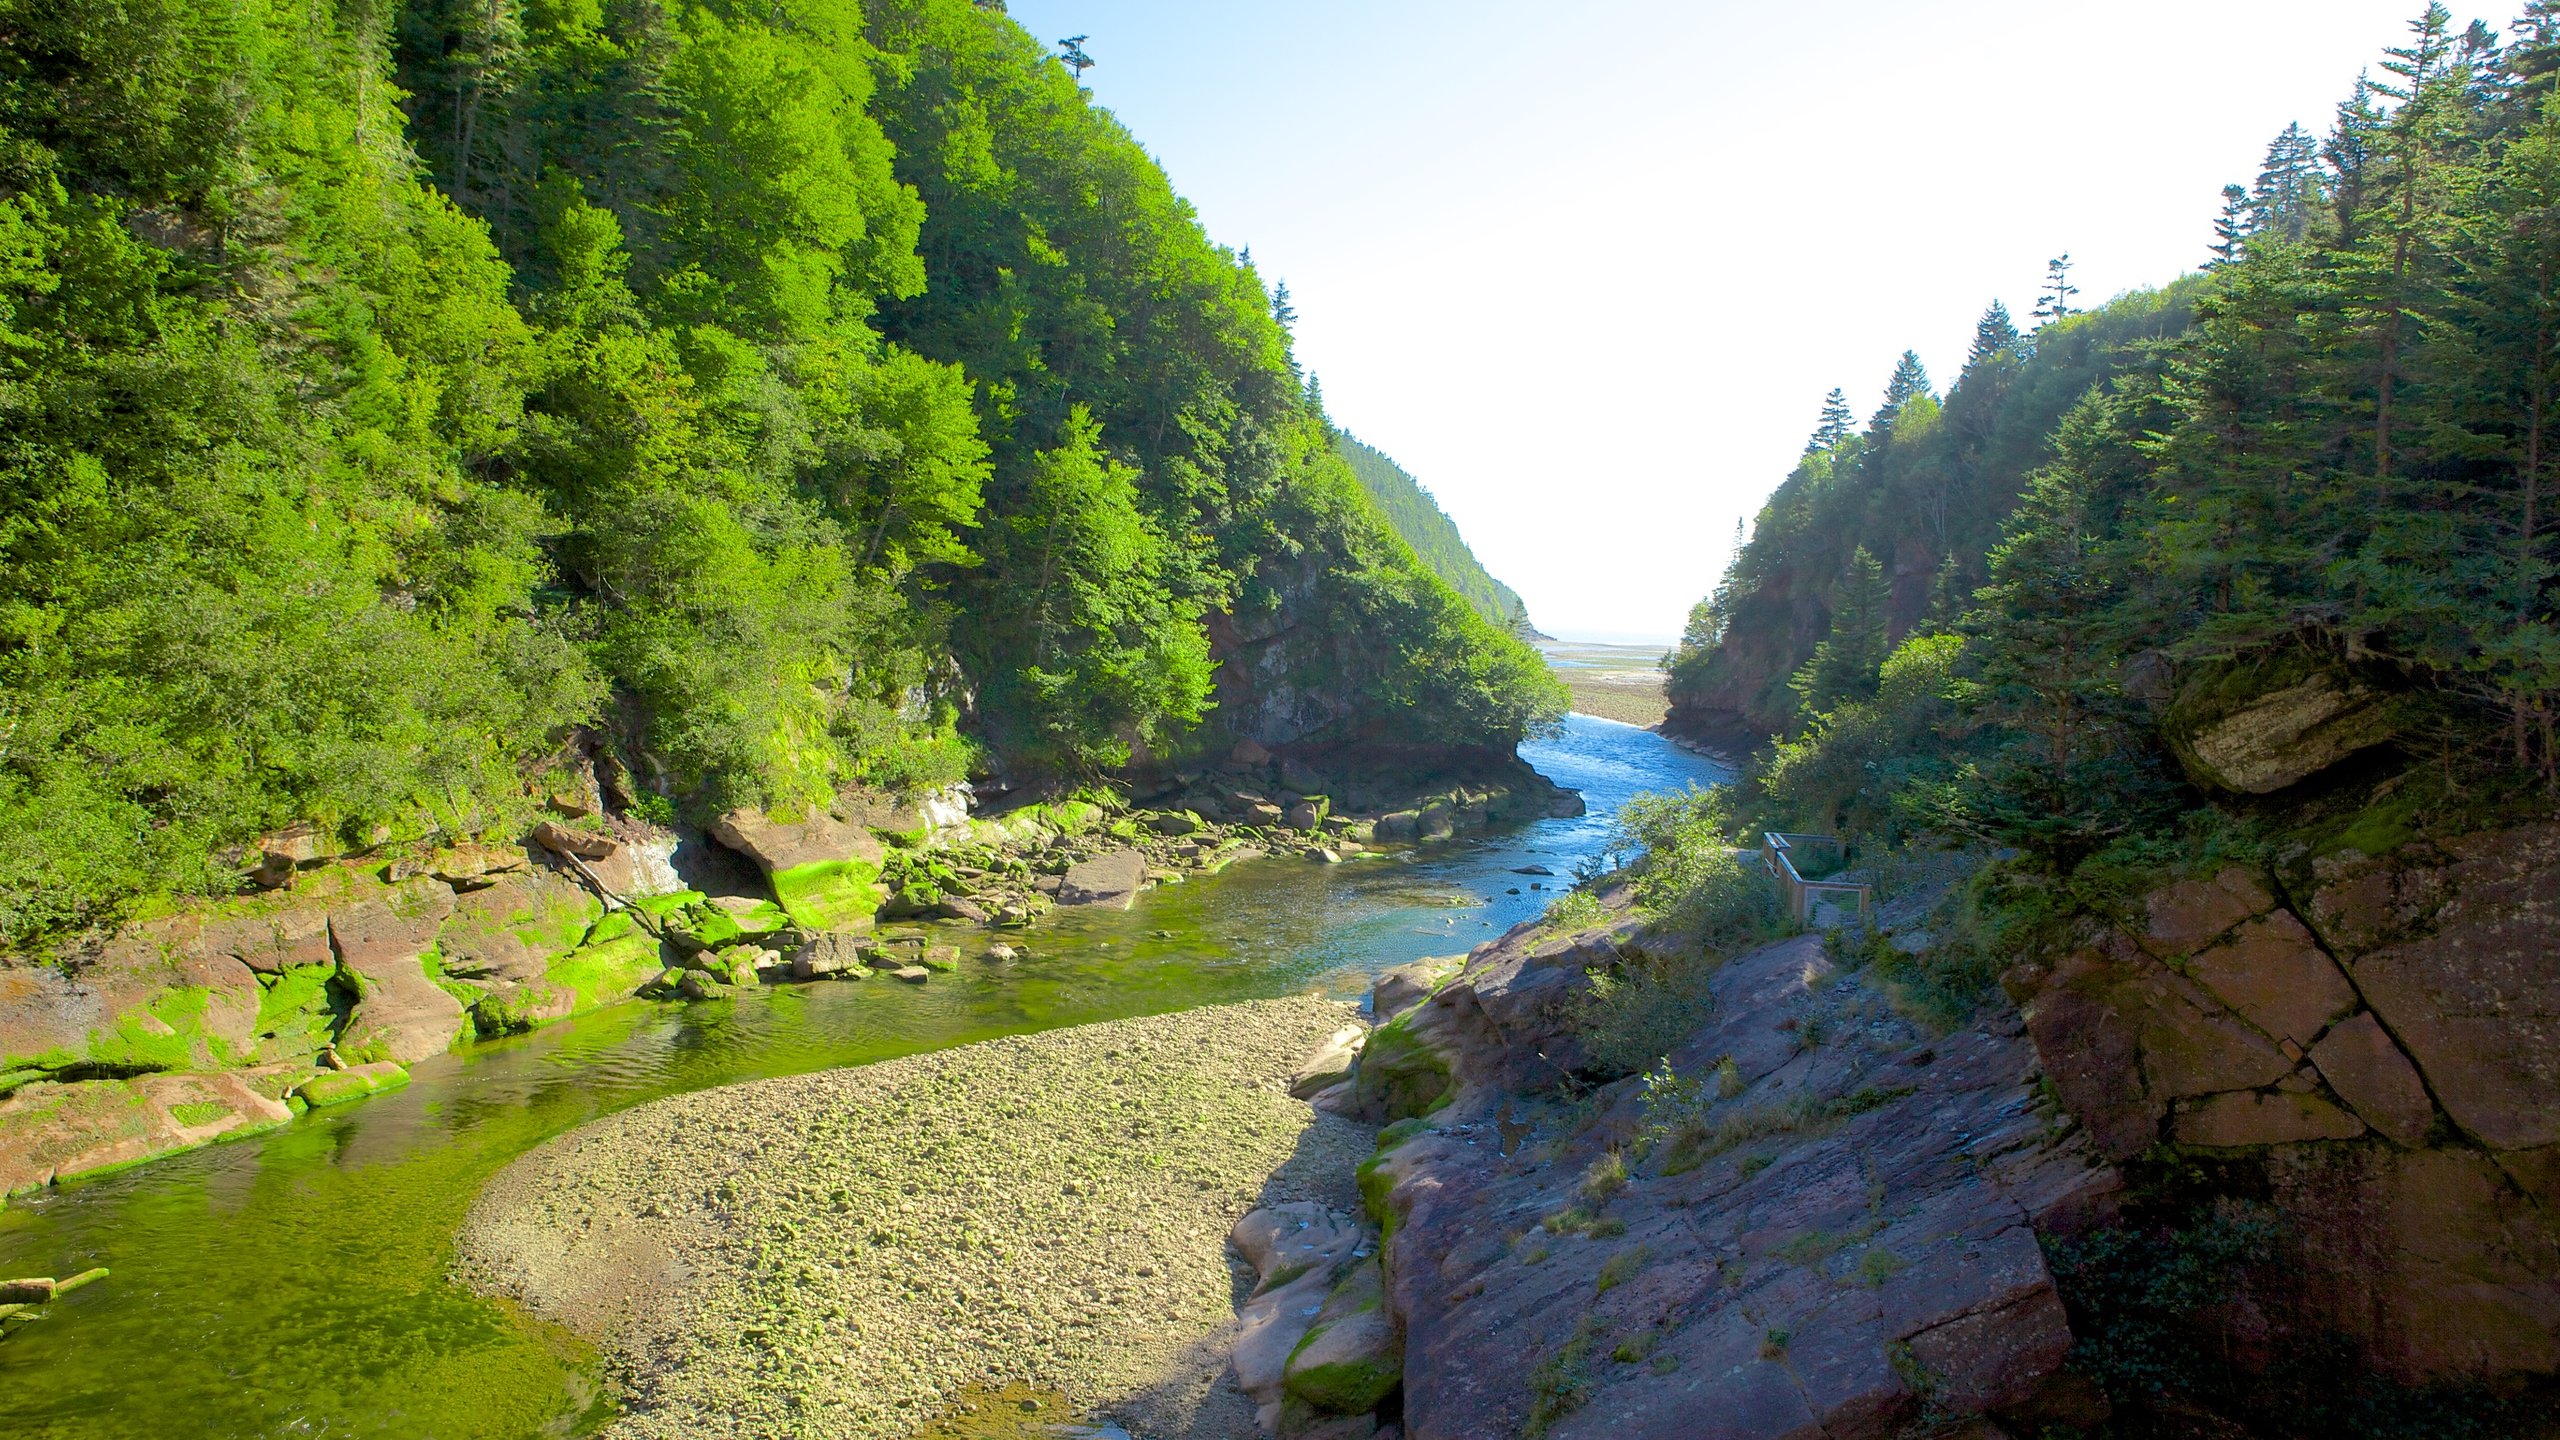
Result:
[297, 1064, 410, 1108]
[1350, 1012, 1452, 1123]
[771, 859, 882, 932]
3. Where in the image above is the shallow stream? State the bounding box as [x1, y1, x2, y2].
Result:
[0, 711, 1727, 1438]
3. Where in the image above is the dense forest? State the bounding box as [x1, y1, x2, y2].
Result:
[1667, 2, 2560, 903]
[0, 0, 1562, 944]
[1331, 432, 1535, 634]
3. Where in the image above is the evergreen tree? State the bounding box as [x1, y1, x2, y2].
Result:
[1816, 388, 1856, 449]
[2253, 122, 2327, 243]
[1788, 545, 1892, 717]
[1966, 301, 2023, 369]
[2212, 184, 2256, 264]
[1873, 351, 1934, 433]
[2034, 254, 2079, 326]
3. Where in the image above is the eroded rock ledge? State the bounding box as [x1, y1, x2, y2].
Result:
[1317, 897, 2119, 1440]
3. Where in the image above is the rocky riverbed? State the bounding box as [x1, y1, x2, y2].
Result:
[457, 997, 1376, 1439]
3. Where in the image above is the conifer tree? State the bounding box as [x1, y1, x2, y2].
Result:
[2212, 184, 2256, 264]
[1873, 351, 1934, 433]
[1788, 545, 1892, 717]
[2034, 254, 2079, 326]
[1814, 388, 1855, 450]
[1966, 302, 2022, 369]
[2251, 122, 2326, 243]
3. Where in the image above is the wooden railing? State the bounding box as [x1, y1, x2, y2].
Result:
[1761, 832, 1872, 927]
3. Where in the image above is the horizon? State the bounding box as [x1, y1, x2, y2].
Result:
[1007, 0, 2442, 638]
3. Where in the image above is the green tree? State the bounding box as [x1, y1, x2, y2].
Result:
[1788, 545, 1892, 717]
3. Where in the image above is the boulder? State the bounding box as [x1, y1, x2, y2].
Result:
[2310, 1013, 2436, 1147]
[708, 804, 885, 932]
[1056, 849, 1148, 910]
[890, 966, 931, 984]
[436, 871, 602, 987]
[1231, 737, 1273, 767]
[1285, 1255, 1400, 1417]
[1289, 1026, 1368, 1100]
[1285, 800, 1326, 832]
[1231, 1204, 1370, 1434]
[1149, 811, 1203, 837]
[2139, 867, 2275, 958]
[2325, 824, 2560, 1151]
[293, 1060, 410, 1108]
[2166, 664, 2404, 794]
[1368, 958, 1460, 1022]
[791, 934, 871, 980]
[530, 820, 617, 861]
[0, 1071, 292, 1198]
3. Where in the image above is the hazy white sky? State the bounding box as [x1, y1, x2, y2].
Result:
[1007, 0, 2445, 642]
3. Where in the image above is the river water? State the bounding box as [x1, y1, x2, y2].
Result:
[0, 712, 1727, 1439]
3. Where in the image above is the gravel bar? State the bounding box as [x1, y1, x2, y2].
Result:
[458, 997, 1374, 1439]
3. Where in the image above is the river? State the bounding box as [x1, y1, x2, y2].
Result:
[0, 711, 1728, 1439]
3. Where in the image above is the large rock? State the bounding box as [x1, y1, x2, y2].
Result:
[2166, 664, 2405, 793]
[2186, 912, 2359, 1048]
[709, 802, 886, 931]
[1285, 1254, 1400, 1418]
[2310, 1013, 2435, 1147]
[1231, 1204, 1371, 1435]
[2317, 824, 2560, 1151]
[1056, 849, 1148, 910]
[1368, 919, 2117, 1440]
[436, 870, 601, 987]
[0, 1071, 291, 1199]
[1289, 1026, 1368, 1100]
[0, 917, 268, 1075]
[331, 879, 465, 1066]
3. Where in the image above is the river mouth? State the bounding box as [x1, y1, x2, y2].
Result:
[0, 713, 1725, 1439]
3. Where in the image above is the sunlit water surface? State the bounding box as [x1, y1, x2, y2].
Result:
[0, 714, 1726, 1439]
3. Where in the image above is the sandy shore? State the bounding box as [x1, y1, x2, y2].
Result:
[457, 998, 1373, 1440]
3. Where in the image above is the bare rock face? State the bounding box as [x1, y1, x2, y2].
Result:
[2009, 838, 2560, 1385]
[706, 804, 885, 875]
[1057, 848, 1149, 910]
[2313, 824, 2560, 1152]
[331, 878, 464, 1066]
[2166, 666, 2405, 794]
[1361, 915, 2117, 1440]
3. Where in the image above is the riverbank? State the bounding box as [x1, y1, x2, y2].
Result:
[1538, 641, 1671, 729]
[458, 997, 1373, 1439]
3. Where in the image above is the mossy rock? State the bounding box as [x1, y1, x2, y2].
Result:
[1351, 1013, 1453, 1123]
[250, 964, 347, 1063]
[771, 859, 883, 932]
[2161, 654, 2410, 795]
[545, 915, 670, 1013]
[296, 1063, 409, 1108]
[1284, 1255, 1400, 1415]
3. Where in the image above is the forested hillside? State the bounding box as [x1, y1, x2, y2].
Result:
[1332, 432, 1533, 633]
[1668, 2, 2560, 877]
[0, 0, 1561, 943]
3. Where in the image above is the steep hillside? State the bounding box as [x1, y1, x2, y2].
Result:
[0, 0, 1563, 944]
[1332, 432, 1534, 633]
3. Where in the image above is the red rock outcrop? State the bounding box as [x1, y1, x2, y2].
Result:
[1357, 911, 2118, 1440]
[2004, 825, 2560, 1385]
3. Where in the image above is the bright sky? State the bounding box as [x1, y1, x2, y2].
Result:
[1006, 0, 2443, 644]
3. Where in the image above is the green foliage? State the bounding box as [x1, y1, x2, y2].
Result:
[1334, 431, 1532, 631]
[2046, 1206, 2281, 1402]
[1607, 787, 1781, 950]
[0, 0, 1560, 944]
[1541, 888, 1605, 929]
[1524, 1319, 1598, 1438]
